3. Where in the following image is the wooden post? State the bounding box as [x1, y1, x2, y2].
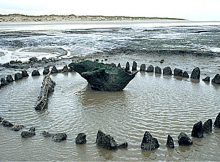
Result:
[35, 73, 55, 111]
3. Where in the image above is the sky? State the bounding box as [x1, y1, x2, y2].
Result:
[0, 0, 220, 21]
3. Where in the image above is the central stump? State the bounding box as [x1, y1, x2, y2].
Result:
[69, 60, 137, 91]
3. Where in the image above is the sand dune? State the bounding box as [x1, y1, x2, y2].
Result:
[0, 14, 185, 22]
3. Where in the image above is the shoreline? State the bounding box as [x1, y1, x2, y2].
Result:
[0, 19, 187, 24]
[2, 19, 220, 25]
[0, 20, 220, 81]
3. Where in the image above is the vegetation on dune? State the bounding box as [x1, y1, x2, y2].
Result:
[0, 14, 185, 22]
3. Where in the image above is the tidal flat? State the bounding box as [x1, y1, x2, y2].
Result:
[0, 21, 220, 161]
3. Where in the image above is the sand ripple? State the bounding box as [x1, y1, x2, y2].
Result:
[0, 72, 220, 160]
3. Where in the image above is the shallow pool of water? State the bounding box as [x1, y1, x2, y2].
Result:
[0, 72, 220, 161]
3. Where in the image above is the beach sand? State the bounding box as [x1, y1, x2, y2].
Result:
[0, 20, 220, 161]
[0, 14, 185, 23]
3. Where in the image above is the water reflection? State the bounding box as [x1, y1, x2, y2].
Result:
[141, 150, 157, 160]
[212, 82, 220, 90]
[78, 86, 127, 108]
[176, 146, 192, 159]
[0, 72, 220, 160]
[97, 147, 114, 161]
[76, 144, 88, 160]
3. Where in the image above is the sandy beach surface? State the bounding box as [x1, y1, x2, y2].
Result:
[0, 21, 220, 161]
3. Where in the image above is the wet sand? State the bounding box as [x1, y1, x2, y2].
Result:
[0, 21, 220, 161]
[0, 69, 220, 161]
[1, 52, 220, 81]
